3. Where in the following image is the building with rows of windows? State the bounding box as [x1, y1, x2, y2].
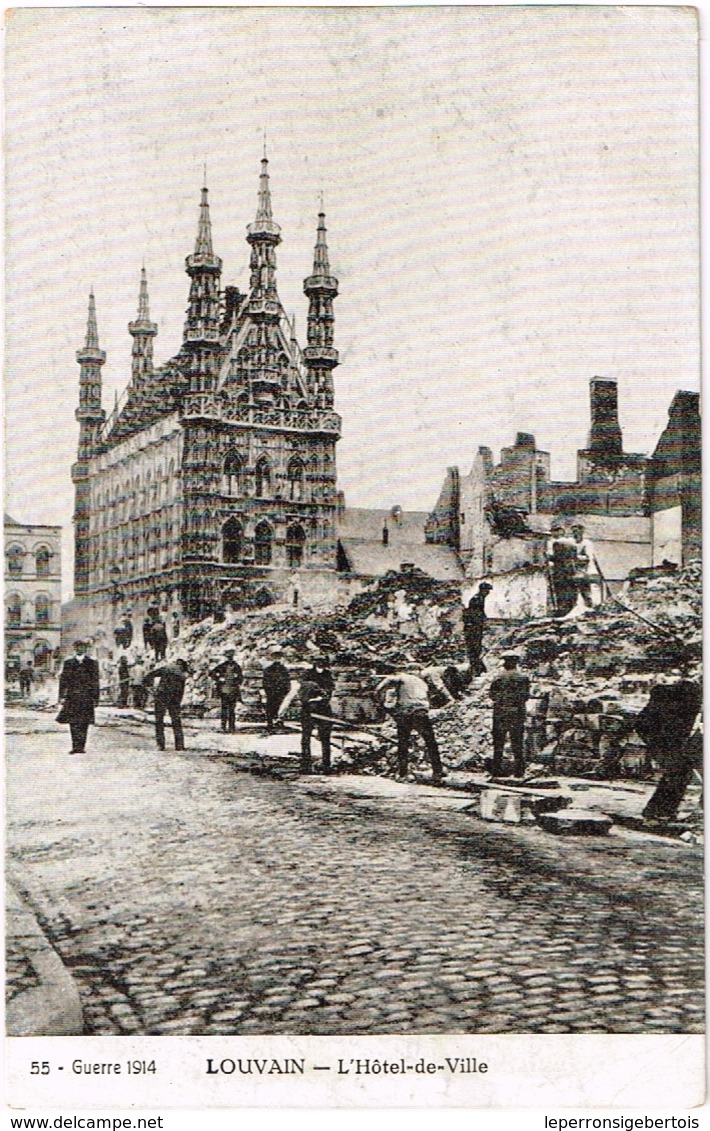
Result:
[5, 514, 62, 672]
[70, 158, 342, 637]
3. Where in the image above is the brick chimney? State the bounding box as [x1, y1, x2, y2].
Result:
[587, 378, 623, 455]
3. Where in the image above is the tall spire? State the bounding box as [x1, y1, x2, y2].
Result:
[183, 182, 223, 394]
[303, 210, 339, 409]
[312, 211, 331, 276]
[73, 292, 106, 594]
[246, 157, 282, 308]
[85, 290, 100, 349]
[248, 157, 281, 241]
[138, 266, 150, 320]
[129, 267, 158, 387]
[194, 184, 215, 257]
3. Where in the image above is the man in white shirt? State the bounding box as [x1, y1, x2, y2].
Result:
[375, 669, 445, 785]
[571, 522, 598, 610]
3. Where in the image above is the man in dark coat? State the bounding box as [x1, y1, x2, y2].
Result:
[58, 640, 101, 754]
[546, 522, 578, 617]
[151, 617, 168, 662]
[300, 659, 334, 773]
[634, 677, 702, 824]
[462, 582, 492, 676]
[210, 648, 243, 733]
[117, 656, 130, 708]
[489, 653, 530, 778]
[142, 614, 156, 652]
[262, 647, 291, 732]
[19, 661, 33, 698]
[279, 657, 334, 773]
[144, 658, 188, 751]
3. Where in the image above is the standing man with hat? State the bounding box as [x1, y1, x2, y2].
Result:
[463, 581, 493, 677]
[546, 521, 577, 617]
[58, 639, 101, 754]
[262, 646, 291, 733]
[489, 652, 530, 778]
[210, 648, 243, 733]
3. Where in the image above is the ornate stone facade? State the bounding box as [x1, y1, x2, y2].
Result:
[72, 160, 341, 632]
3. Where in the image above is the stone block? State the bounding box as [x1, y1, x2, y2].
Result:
[537, 808, 613, 836]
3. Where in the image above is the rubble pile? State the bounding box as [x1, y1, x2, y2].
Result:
[433, 561, 703, 780]
[96, 561, 701, 789]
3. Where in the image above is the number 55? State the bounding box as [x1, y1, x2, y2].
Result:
[31, 1062, 49, 1074]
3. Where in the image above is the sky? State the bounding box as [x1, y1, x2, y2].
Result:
[4, 6, 699, 597]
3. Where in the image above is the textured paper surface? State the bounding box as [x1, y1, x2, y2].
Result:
[4, 5, 703, 1117]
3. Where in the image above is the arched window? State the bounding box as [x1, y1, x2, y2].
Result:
[7, 593, 22, 625]
[255, 456, 271, 498]
[35, 594, 51, 625]
[286, 523, 306, 568]
[33, 640, 52, 669]
[35, 546, 51, 577]
[223, 452, 243, 496]
[6, 545, 23, 577]
[254, 520, 273, 566]
[287, 457, 305, 502]
[223, 518, 243, 564]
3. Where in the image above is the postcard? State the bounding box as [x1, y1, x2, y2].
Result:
[4, 5, 703, 1117]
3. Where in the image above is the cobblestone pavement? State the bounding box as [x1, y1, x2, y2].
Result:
[6, 709, 704, 1036]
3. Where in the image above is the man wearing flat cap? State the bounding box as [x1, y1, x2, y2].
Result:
[463, 581, 492, 677]
[262, 646, 291, 733]
[489, 652, 530, 778]
[210, 647, 243, 734]
[58, 639, 101, 754]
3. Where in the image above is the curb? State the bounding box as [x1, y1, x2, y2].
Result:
[6, 882, 84, 1036]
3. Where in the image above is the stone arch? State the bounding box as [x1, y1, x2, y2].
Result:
[286, 523, 306, 568]
[223, 451, 243, 496]
[287, 456, 305, 502]
[255, 455, 271, 498]
[222, 517, 243, 564]
[254, 519, 273, 566]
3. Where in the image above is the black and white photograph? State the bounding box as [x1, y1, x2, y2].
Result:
[4, 5, 703, 1114]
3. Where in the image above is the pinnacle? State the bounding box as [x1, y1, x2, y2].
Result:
[85, 292, 100, 349]
[195, 185, 214, 257]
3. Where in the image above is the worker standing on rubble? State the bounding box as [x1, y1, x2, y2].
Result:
[375, 667, 446, 786]
[489, 652, 530, 778]
[546, 521, 578, 617]
[210, 648, 243, 734]
[633, 672, 703, 825]
[570, 522, 598, 612]
[462, 581, 493, 677]
[278, 656, 334, 774]
[262, 646, 291, 732]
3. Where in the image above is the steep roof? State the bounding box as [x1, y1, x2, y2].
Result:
[4, 513, 20, 526]
[338, 538, 464, 581]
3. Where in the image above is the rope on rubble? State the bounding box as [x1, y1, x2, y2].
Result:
[594, 556, 690, 649]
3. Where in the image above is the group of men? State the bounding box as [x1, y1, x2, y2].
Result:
[113, 606, 172, 660]
[55, 546, 701, 825]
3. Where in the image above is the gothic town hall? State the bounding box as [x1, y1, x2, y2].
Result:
[71, 159, 342, 633]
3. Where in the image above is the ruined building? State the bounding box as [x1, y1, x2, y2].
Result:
[70, 160, 342, 635]
[426, 379, 701, 617]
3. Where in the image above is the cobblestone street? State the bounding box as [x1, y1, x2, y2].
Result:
[6, 709, 704, 1036]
